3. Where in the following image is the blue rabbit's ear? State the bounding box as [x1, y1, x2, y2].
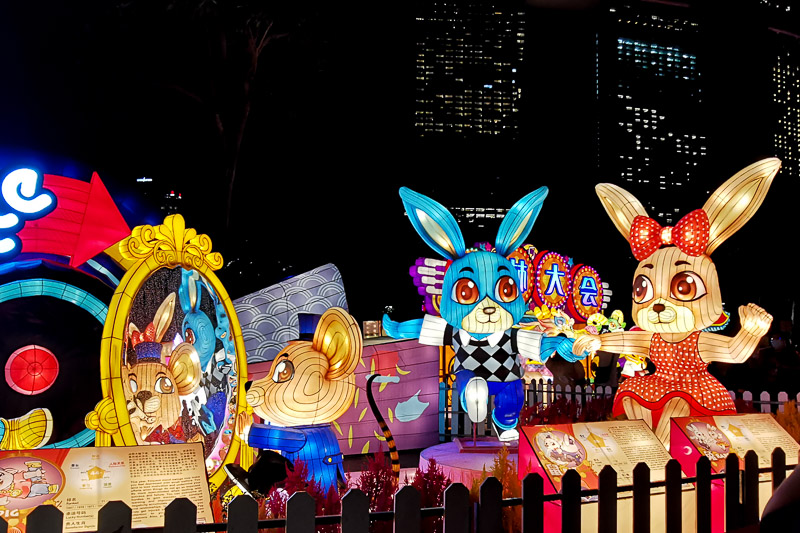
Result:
[495, 187, 548, 256]
[400, 187, 466, 260]
[179, 269, 200, 314]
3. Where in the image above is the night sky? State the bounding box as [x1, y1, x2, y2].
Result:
[1, 0, 798, 334]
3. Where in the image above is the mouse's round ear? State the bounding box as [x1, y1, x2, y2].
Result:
[169, 343, 203, 395]
[595, 183, 648, 242]
[703, 158, 781, 255]
[313, 307, 362, 381]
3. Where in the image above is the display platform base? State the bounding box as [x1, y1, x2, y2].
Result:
[419, 441, 518, 487]
[454, 436, 518, 454]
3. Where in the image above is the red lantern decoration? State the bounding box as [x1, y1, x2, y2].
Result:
[5, 345, 60, 395]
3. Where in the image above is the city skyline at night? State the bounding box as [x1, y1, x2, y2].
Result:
[0, 0, 798, 329]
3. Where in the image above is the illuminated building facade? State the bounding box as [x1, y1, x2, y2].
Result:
[414, 0, 525, 139]
[768, 29, 800, 179]
[595, 1, 708, 224]
[449, 205, 508, 230]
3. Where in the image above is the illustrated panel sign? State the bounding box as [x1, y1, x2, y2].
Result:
[334, 339, 441, 454]
[0, 443, 212, 532]
[520, 420, 673, 492]
[671, 413, 800, 473]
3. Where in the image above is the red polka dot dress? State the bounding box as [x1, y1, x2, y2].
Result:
[612, 331, 736, 424]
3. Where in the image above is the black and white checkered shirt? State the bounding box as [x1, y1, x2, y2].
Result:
[418, 315, 544, 382]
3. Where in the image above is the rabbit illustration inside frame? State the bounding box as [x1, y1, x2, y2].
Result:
[120, 267, 240, 454]
[92, 215, 250, 489]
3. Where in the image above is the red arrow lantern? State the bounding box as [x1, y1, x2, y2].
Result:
[17, 172, 130, 266]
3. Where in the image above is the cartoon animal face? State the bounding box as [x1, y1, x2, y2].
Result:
[596, 158, 781, 333]
[630, 247, 722, 334]
[442, 252, 527, 334]
[246, 308, 362, 427]
[0, 468, 16, 490]
[123, 342, 202, 443]
[399, 187, 547, 335]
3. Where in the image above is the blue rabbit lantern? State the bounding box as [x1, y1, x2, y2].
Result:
[384, 187, 587, 441]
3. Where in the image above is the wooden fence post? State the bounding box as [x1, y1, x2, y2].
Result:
[286, 492, 316, 533]
[164, 498, 197, 533]
[772, 447, 787, 492]
[725, 453, 742, 532]
[561, 469, 581, 533]
[522, 473, 544, 533]
[597, 465, 617, 533]
[477, 477, 503, 533]
[742, 451, 760, 527]
[664, 459, 682, 533]
[778, 392, 789, 413]
[760, 392, 771, 413]
[97, 500, 132, 533]
[444, 482, 470, 533]
[632, 462, 650, 533]
[227, 495, 259, 533]
[27, 504, 63, 533]
[394, 485, 421, 533]
[342, 488, 370, 533]
[696, 456, 711, 533]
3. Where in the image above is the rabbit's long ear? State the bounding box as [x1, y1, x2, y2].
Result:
[703, 158, 781, 255]
[495, 187, 548, 256]
[154, 292, 176, 342]
[179, 270, 200, 314]
[595, 183, 648, 243]
[400, 187, 466, 260]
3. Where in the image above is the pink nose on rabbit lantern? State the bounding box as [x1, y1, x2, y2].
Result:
[592, 158, 780, 446]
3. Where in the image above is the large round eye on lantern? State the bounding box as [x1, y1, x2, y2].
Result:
[494, 276, 518, 303]
[633, 274, 654, 304]
[272, 359, 295, 383]
[670, 271, 707, 302]
[155, 375, 174, 394]
[452, 278, 480, 304]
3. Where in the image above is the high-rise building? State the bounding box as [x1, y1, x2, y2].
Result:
[768, 29, 800, 179]
[414, 0, 526, 139]
[449, 205, 508, 230]
[595, 0, 709, 224]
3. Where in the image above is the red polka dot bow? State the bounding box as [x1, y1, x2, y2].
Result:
[629, 209, 710, 260]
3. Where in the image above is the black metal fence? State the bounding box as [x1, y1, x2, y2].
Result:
[6, 448, 794, 533]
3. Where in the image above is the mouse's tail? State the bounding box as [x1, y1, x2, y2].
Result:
[366, 374, 400, 479]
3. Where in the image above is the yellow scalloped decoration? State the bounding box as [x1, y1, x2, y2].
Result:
[374, 430, 386, 442]
[361, 441, 370, 454]
[358, 407, 368, 422]
[396, 365, 410, 375]
[348, 425, 353, 448]
[332, 420, 343, 436]
[354, 388, 360, 408]
[387, 407, 394, 424]
[379, 381, 389, 393]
